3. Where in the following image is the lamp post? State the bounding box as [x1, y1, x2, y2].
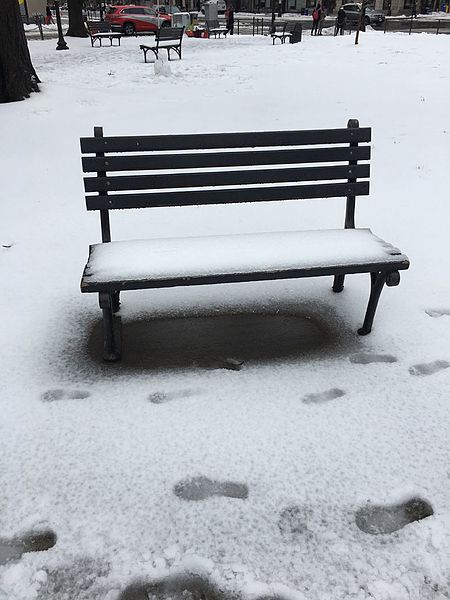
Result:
[54, 0, 69, 50]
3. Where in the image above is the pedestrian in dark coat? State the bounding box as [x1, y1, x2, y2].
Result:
[334, 5, 345, 35]
[225, 4, 235, 34]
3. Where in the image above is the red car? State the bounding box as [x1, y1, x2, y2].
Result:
[105, 5, 171, 35]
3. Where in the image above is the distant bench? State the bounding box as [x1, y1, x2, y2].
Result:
[140, 26, 184, 62]
[86, 20, 121, 47]
[79, 120, 409, 361]
[206, 19, 229, 38]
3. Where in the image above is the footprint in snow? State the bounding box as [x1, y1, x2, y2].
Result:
[0, 529, 56, 566]
[355, 497, 433, 535]
[302, 388, 345, 405]
[173, 476, 248, 502]
[425, 309, 450, 318]
[408, 360, 450, 377]
[349, 353, 398, 365]
[148, 388, 201, 404]
[41, 389, 91, 402]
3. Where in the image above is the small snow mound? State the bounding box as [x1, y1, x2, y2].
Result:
[154, 55, 172, 77]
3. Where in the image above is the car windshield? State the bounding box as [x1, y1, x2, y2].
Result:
[171, 6, 181, 12]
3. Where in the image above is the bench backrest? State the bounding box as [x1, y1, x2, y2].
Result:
[276, 22, 288, 33]
[156, 26, 184, 42]
[286, 21, 301, 33]
[81, 120, 371, 242]
[87, 20, 111, 35]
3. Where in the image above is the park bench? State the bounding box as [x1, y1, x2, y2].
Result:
[86, 20, 121, 47]
[206, 19, 229, 38]
[271, 21, 302, 44]
[140, 26, 184, 62]
[80, 120, 409, 361]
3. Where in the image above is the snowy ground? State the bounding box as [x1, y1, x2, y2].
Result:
[1, 30, 450, 600]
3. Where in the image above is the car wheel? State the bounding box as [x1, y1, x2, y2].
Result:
[364, 15, 370, 25]
[161, 20, 170, 27]
[123, 22, 135, 35]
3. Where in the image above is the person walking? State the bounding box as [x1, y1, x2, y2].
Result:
[334, 5, 345, 35]
[225, 4, 235, 35]
[311, 3, 321, 35]
[45, 5, 54, 25]
[318, 7, 326, 34]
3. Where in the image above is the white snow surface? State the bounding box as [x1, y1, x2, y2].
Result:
[84, 229, 405, 285]
[1, 29, 450, 600]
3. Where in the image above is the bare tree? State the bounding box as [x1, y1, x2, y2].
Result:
[67, 0, 89, 37]
[0, 0, 40, 103]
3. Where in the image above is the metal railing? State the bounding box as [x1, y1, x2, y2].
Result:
[383, 17, 450, 34]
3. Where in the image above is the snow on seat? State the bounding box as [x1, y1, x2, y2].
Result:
[81, 228, 408, 291]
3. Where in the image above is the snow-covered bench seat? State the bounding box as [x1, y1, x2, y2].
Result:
[80, 120, 409, 361]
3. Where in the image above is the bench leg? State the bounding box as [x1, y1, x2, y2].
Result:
[112, 291, 120, 313]
[333, 273, 345, 293]
[99, 293, 121, 361]
[358, 272, 386, 336]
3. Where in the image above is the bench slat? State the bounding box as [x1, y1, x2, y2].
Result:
[82, 145, 371, 173]
[80, 127, 371, 153]
[82, 259, 409, 292]
[84, 164, 370, 193]
[86, 181, 369, 210]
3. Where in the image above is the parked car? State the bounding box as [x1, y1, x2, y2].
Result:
[105, 5, 171, 35]
[340, 3, 386, 25]
[365, 6, 386, 23]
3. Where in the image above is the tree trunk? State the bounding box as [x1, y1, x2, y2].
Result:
[0, 0, 40, 103]
[67, 0, 88, 37]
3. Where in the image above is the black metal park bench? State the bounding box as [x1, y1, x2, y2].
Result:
[206, 19, 229, 38]
[80, 120, 409, 361]
[271, 21, 302, 44]
[140, 26, 184, 62]
[86, 20, 122, 47]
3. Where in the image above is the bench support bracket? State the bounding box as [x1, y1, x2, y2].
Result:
[358, 270, 400, 335]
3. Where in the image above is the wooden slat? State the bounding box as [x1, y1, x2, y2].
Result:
[84, 164, 370, 193]
[86, 181, 370, 210]
[82, 145, 371, 173]
[81, 257, 410, 293]
[80, 127, 371, 154]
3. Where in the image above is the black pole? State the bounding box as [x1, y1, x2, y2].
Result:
[24, 0, 30, 23]
[99, 0, 104, 21]
[271, 0, 276, 32]
[54, 0, 69, 50]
